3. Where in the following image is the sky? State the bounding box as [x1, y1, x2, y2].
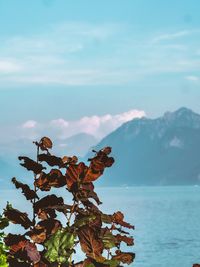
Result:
[0, 0, 200, 144]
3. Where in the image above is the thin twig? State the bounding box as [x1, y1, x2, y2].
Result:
[33, 143, 39, 225]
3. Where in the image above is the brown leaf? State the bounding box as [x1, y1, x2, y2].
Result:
[62, 155, 78, 165]
[112, 211, 134, 229]
[34, 261, 48, 267]
[78, 183, 102, 205]
[81, 199, 100, 213]
[4, 204, 32, 229]
[39, 136, 53, 150]
[12, 177, 39, 201]
[84, 148, 114, 183]
[115, 234, 134, 246]
[38, 154, 64, 168]
[4, 234, 27, 246]
[35, 169, 66, 191]
[18, 156, 45, 174]
[65, 162, 88, 190]
[78, 225, 104, 260]
[34, 195, 64, 214]
[27, 227, 47, 244]
[37, 209, 49, 220]
[38, 219, 62, 236]
[112, 250, 135, 265]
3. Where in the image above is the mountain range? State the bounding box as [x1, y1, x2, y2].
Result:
[88, 107, 200, 186]
[1, 107, 200, 188]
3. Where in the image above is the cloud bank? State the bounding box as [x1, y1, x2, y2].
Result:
[20, 109, 146, 141]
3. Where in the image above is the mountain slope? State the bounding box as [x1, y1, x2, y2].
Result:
[88, 107, 200, 186]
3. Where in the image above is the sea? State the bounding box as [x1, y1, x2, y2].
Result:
[1, 186, 200, 267]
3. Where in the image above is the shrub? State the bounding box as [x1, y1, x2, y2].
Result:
[0, 137, 134, 266]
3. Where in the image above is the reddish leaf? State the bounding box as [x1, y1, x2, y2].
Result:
[25, 242, 41, 263]
[4, 234, 27, 254]
[78, 225, 104, 260]
[34, 261, 48, 267]
[62, 155, 78, 165]
[115, 234, 134, 246]
[12, 177, 39, 201]
[38, 136, 53, 151]
[78, 183, 102, 205]
[112, 211, 134, 229]
[112, 250, 135, 265]
[35, 169, 66, 191]
[83, 148, 114, 183]
[65, 162, 88, 190]
[18, 156, 45, 174]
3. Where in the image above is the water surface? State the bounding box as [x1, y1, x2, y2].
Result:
[1, 186, 200, 267]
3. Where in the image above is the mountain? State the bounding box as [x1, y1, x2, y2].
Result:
[87, 107, 200, 186]
[53, 133, 98, 158]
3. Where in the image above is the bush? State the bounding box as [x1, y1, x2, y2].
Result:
[0, 137, 134, 266]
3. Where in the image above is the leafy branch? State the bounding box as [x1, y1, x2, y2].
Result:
[0, 137, 134, 267]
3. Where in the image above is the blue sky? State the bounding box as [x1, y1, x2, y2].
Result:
[0, 0, 200, 142]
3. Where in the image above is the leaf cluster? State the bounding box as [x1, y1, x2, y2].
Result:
[1, 137, 134, 266]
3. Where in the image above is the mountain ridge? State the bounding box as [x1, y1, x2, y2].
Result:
[86, 107, 200, 186]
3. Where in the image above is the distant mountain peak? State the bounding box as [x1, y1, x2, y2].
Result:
[161, 107, 200, 129]
[164, 107, 194, 118]
[175, 107, 193, 114]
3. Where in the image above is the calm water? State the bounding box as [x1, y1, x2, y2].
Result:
[1, 186, 200, 267]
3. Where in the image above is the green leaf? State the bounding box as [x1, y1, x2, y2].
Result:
[102, 231, 116, 249]
[0, 215, 9, 230]
[44, 228, 75, 264]
[74, 215, 97, 228]
[103, 259, 120, 267]
[0, 233, 8, 267]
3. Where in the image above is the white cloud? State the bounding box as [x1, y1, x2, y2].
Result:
[152, 31, 190, 44]
[185, 75, 200, 82]
[60, 109, 145, 139]
[0, 59, 22, 74]
[50, 118, 69, 128]
[20, 109, 146, 141]
[22, 120, 37, 129]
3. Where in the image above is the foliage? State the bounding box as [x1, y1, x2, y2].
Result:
[0, 232, 8, 267]
[0, 137, 134, 266]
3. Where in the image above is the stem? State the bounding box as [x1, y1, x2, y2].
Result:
[69, 253, 73, 266]
[67, 200, 76, 226]
[33, 144, 39, 225]
[107, 249, 110, 259]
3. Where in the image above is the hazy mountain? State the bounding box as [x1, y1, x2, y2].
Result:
[88, 107, 200, 186]
[53, 133, 98, 158]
